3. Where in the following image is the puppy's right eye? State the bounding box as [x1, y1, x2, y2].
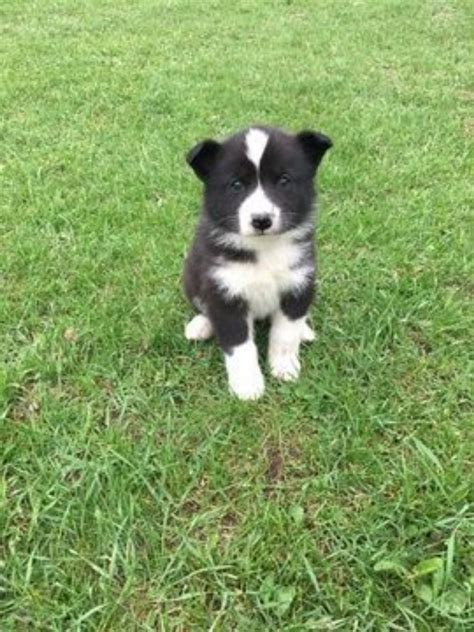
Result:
[277, 173, 291, 187]
[230, 179, 244, 192]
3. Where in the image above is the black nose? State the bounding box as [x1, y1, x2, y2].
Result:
[251, 215, 272, 232]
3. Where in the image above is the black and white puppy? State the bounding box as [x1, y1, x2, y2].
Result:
[183, 125, 332, 399]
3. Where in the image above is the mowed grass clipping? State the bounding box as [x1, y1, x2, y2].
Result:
[1, 0, 473, 629]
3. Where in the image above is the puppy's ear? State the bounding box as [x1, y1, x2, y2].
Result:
[186, 139, 221, 181]
[296, 131, 333, 172]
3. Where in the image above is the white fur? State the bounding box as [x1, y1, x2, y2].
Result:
[301, 321, 315, 342]
[240, 129, 278, 236]
[211, 233, 313, 320]
[185, 314, 213, 341]
[237, 185, 281, 236]
[213, 220, 313, 251]
[225, 339, 265, 400]
[245, 128, 269, 169]
[269, 313, 305, 381]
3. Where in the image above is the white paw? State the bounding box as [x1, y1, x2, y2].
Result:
[270, 350, 301, 381]
[229, 370, 265, 400]
[301, 322, 315, 343]
[185, 314, 213, 341]
[225, 340, 265, 400]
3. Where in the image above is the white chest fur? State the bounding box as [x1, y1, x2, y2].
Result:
[211, 235, 313, 319]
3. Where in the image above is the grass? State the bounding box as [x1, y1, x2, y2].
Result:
[1, 0, 473, 628]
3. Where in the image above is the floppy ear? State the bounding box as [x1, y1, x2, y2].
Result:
[186, 139, 221, 181]
[296, 130, 333, 172]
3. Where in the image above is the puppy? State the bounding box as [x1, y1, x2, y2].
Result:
[183, 125, 332, 399]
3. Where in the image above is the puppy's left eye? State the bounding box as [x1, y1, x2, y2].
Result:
[277, 173, 291, 187]
[230, 179, 244, 192]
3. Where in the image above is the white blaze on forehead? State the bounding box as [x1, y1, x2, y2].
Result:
[245, 128, 269, 169]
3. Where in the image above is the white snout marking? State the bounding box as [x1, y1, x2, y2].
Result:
[237, 185, 281, 236]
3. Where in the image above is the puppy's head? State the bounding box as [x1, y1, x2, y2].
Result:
[186, 126, 332, 237]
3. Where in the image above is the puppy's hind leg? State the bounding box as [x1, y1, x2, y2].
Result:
[185, 314, 214, 341]
[301, 319, 315, 343]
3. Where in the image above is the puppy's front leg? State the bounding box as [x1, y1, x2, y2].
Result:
[269, 286, 314, 382]
[225, 335, 264, 400]
[208, 293, 264, 400]
[269, 312, 305, 381]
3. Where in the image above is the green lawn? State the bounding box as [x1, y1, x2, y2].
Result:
[1, 0, 473, 629]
